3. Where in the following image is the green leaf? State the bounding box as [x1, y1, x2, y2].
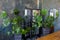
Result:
[12, 17, 17, 24]
[41, 9, 48, 16]
[0, 11, 7, 18]
[15, 27, 20, 34]
[38, 22, 42, 27]
[56, 11, 59, 18]
[12, 31, 15, 34]
[44, 16, 54, 28]
[2, 18, 10, 27]
[21, 29, 28, 35]
[36, 16, 42, 22]
[34, 12, 37, 16]
[13, 8, 20, 15]
[12, 26, 15, 30]
[7, 31, 10, 35]
[35, 16, 42, 27]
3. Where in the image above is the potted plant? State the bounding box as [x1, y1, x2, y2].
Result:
[11, 8, 24, 40]
[41, 9, 59, 36]
[42, 16, 54, 35]
[32, 10, 42, 38]
[0, 9, 32, 40]
[13, 8, 20, 15]
[0, 11, 12, 39]
[11, 8, 32, 40]
[40, 9, 48, 36]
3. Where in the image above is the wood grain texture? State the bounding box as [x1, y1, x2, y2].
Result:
[37, 31, 60, 40]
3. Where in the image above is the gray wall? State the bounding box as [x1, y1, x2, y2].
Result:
[42, 0, 60, 10]
[43, 0, 60, 32]
[0, 0, 38, 25]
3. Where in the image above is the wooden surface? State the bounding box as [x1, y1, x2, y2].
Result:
[37, 31, 60, 40]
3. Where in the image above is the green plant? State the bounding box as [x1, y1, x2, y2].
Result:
[43, 12, 59, 28]
[32, 10, 42, 28]
[40, 9, 55, 28]
[13, 8, 20, 15]
[0, 11, 11, 35]
[41, 9, 48, 16]
[43, 16, 54, 28]
[56, 10, 59, 18]
[2, 18, 10, 27]
[0, 11, 10, 27]
[35, 16, 42, 27]
[11, 16, 22, 34]
[0, 11, 7, 18]
[11, 17, 28, 35]
[20, 27, 31, 35]
[11, 8, 31, 35]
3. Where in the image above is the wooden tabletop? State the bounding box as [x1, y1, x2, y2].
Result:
[37, 31, 60, 40]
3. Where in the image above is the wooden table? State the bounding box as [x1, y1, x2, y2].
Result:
[37, 31, 60, 40]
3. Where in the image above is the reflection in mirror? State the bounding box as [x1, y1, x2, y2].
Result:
[32, 10, 40, 16]
[25, 9, 27, 16]
[49, 9, 59, 18]
[50, 12, 53, 16]
[24, 9, 31, 16]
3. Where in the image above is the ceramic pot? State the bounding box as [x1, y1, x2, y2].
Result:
[14, 34, 22, 40]
[42, 26, 54, 36]
[50, 26, 54, 33]
[42, 27, 50, 36]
